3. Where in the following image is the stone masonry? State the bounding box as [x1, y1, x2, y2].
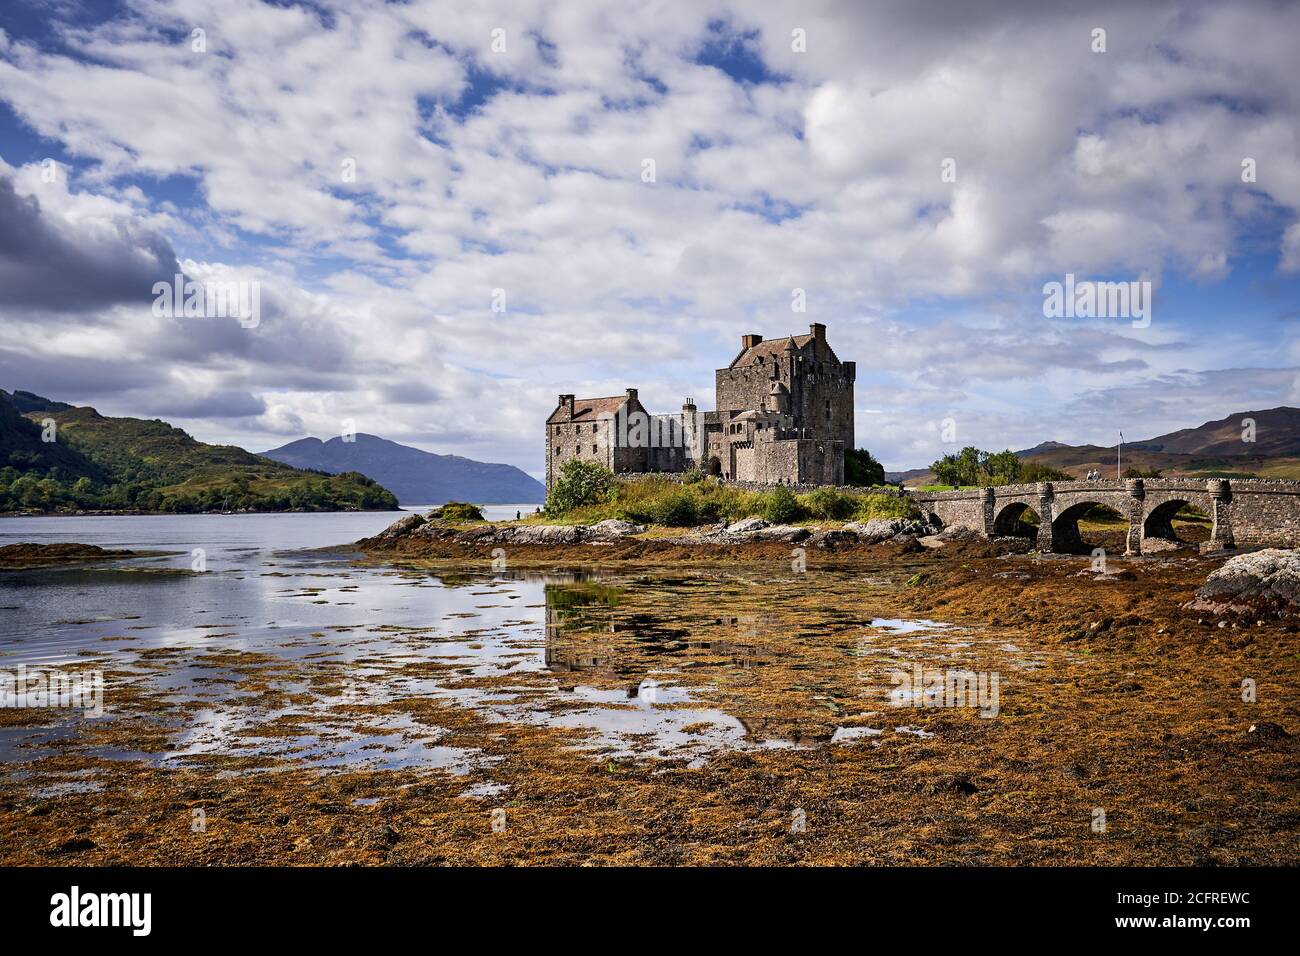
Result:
[911, 478, 1300, 554]
[545, 323, 855, 490]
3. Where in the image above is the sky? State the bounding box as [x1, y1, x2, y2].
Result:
[1, 0, 1300, 478]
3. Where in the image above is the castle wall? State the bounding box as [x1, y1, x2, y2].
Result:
[547, 326, 855, 489]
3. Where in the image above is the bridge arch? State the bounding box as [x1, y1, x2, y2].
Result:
[1141, 498, 1204, 547]
[992, 501, 1040, 538]
[910, 478, 1243, 554]
[1050, 500, 1122, 554]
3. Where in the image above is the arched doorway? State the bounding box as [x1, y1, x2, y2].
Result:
[707, 456, 723, 477]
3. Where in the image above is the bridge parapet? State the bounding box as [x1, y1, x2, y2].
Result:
[907, 477, 1286, 553]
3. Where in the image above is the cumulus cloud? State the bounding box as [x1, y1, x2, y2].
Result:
[0, 173, 179, 311]
[0, 0, 1298, 472]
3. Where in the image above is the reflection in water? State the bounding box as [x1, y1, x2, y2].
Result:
[0, 514, 1024, 781]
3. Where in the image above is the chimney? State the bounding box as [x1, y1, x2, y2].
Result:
[625, 387, 638, 404]
[742, 333, 763, 351]
[809, 323, 826, 342]
[682, 396, 696, 411]
[558, 394, 574, 417]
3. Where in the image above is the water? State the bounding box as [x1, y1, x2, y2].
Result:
[0, 511, 774, 773]
[0, 512, 1022, 782]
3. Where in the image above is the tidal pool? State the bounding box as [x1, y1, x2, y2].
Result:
[1, 514, 1044, 786]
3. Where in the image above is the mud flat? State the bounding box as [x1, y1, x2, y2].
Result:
[1, 526, 1296, 866]
[0, 542, 167, 570]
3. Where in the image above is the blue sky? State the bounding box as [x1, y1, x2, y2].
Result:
[2, 0, 1300, 476]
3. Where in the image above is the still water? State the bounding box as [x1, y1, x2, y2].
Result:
[0, 509, 768, 777]
[1, 511, 1009, 788]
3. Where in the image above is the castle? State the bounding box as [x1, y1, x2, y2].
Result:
[546, 323, 855, 489]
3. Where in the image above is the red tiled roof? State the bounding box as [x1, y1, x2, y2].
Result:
[547, 395, 629, 424]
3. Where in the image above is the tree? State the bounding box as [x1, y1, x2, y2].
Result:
[930, 454, 962, 489]
[546, 459, 615, 514]
[1123, 465, 1163, 479]
[984, 449, 1020, 483]
[844, 448, 886, 486]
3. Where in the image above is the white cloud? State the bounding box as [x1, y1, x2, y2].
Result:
[0, 0, 1298, 471]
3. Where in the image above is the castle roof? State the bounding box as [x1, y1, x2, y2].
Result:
[546, 395, 631, 424]
[730, 334, 811, 368]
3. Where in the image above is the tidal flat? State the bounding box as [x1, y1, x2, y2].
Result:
[1, 531, 1297, 866]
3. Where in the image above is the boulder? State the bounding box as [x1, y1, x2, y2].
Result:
[1186, 548, 1300, 615]
[751, 524, 812, 543]
[587, 519, 646, 539]
[810, 528, 860, 548]
[725, 516, 769, 534]
[843, 517, 931, 543]
[376, 512, 426, 540]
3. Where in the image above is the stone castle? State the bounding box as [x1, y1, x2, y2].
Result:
[546, 323, 855, 489]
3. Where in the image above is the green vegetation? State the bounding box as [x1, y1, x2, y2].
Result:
[427, 501, 485, 521]
[1122, 465, 1163, 478]
[0, 390, 398, 514]
[929, 446, 1072, 489]
[844, 447, 887, 486]
[545, 458, 616, 513]
[762, 486, 800, 524]
[1187, 470, 1259, 480]
[540, 464, 917, 527]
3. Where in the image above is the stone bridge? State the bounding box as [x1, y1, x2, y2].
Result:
[911, 478, 1300, 554]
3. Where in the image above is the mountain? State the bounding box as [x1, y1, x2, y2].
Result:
[0, 389, 399, 513]
[261, 433, 545, 505]
[0, 389, 106, 483]
[1015, 407, 1300, 479]
[893, 407, 1300, 486]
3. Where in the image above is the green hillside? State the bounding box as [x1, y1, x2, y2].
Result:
[0, 389, 399, 514]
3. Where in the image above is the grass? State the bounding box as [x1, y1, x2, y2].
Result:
[534, 475, 918, 528]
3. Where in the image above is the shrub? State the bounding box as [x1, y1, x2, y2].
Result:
[853, 493, 916, 521]
[681, 467, 705, 485]
[429, 501, 484, 521]
[762, 486, 804, 524]
[799, 486, 858, 520]
[546, 460, 614, 514]
[649, 491, 699, 527]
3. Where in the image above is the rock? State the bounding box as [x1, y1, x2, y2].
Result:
[810, 528, 860, 548]
[507, 524, 589, 545]
[587, 519, 646, 539]
[1246, 721, 1290, 740]
[1186, 548, 1300, 616]
[1139, 536, 1181, 553]
[725, 516, 769, 534]
[752, 524, 811, 543]
[848, 517, 934, 542]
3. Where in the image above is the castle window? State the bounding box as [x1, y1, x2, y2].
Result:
[592, 444, 597, 454]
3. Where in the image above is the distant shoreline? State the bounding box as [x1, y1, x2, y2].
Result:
[0, 506, 403, 518]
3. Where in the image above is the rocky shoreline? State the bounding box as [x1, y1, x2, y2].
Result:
[361, 513, 952, 550]
[0, 542, 164, 570]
